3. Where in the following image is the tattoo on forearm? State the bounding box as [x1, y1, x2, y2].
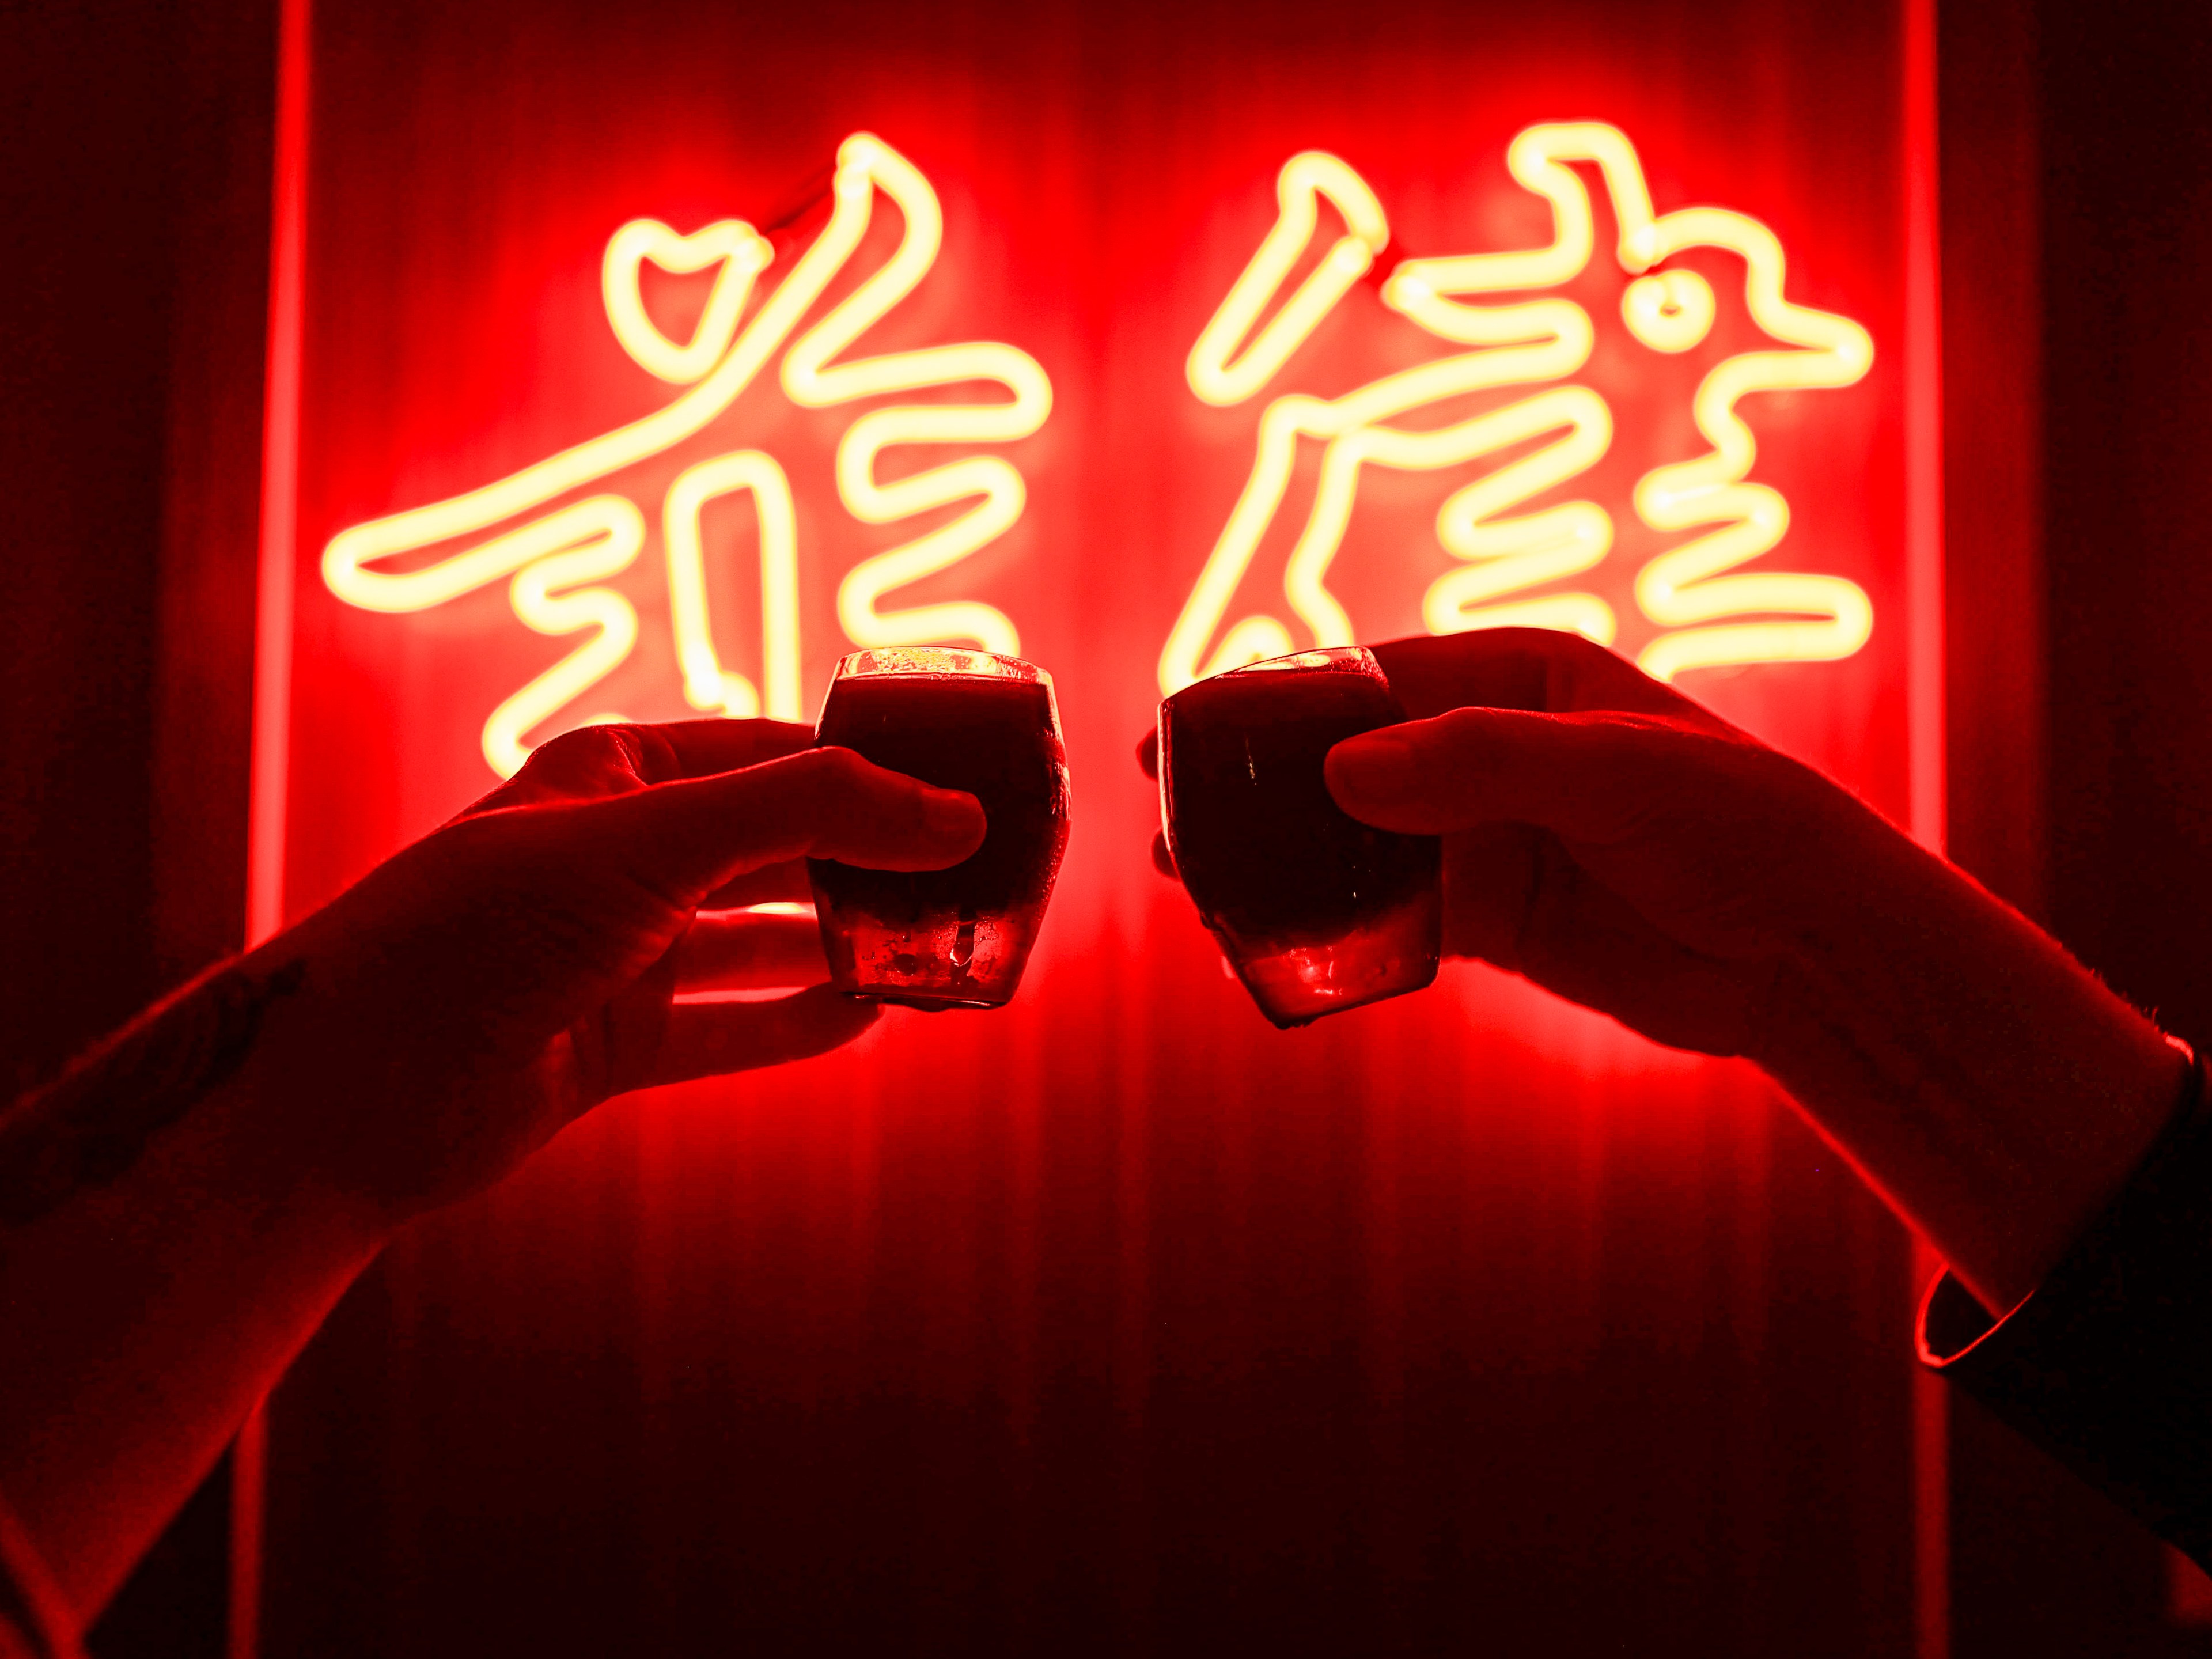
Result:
[0, 959, 306, 1225]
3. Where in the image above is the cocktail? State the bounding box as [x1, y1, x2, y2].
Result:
[809, 648, 1071, 1009]
[1159, 647, 1440, 1027]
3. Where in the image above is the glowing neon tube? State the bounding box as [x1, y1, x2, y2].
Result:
[1163, 123, 1875, 693]
[322, 132, 1049, 771]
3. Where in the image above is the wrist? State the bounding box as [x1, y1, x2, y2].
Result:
[198, 943, 405, 1252]
[1753, 823, 2185, 1311]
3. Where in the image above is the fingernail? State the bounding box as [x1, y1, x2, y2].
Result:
[922, 787, 984, 840]
[1328, 733, 1418, 801]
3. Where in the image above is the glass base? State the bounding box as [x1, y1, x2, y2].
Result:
[818, 907, 1039, 1011]
[845, 988, 1006, 1012]
[1222, 890, 1441, 1029]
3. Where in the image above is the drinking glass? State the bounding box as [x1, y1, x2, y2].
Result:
[808, 647, 1071, 1009]
[1158, 646, 1441, 1027]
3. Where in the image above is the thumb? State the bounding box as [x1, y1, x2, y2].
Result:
[574, 746, 987, 901]
[1325, 707, 1688, 844]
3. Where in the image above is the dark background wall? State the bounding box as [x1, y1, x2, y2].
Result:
[1936, 2, 2212, 1654]
[1, 1, 273, 1654]
[2041, 3, 2212, 1043]
[3, 0, 2210, 1652]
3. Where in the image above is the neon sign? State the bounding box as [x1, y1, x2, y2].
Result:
[321, 132, 1051, 777]
[320, 122, 1876, 775]
[1161, 122, 1876, 694]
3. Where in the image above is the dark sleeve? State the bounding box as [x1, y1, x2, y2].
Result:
[1919, 1044, 2212, 1569]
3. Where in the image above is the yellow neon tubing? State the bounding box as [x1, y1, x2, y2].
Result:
[1381, 122, 1653, 335]
[601, 218, 775, 384]
[1164, 123, 1876, 692]
[1282, 380, 1618, 649]
[1163, 247, 1607, 691]
[324, 131, 1049, 767]
[1185, 152, 1390, 408]
[1388, 123, 1874, 679]
[782, 134, 1050, 655]
[1624, 203, 1876, 680]
[322, 136, 878, 613]
[1460, 126, 1871, 679]
[1422, 385, 1616, 643]
[1621, 268, 1715, 354]
[478, 497, 645, 778]
[662, 450, 801, 721]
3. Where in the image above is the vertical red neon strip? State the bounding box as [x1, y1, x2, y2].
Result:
[233, 0, 312, 1653]
[248, 0, 309, 950]
[1904, 0, 1948, 1653]
[1906, 0, 1946, 858]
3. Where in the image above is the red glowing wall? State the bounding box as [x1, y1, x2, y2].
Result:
[259, 1, 1934, 1650]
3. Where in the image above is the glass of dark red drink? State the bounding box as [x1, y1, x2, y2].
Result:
[808, 647, 1071, 1010]
[1158, 646, 1440, 1028]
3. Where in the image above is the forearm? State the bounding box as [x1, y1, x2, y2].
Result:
[1338, 631, 2187, 1316]
[1759, 820, 2184, 1315]
[0, 954, 390, 1621]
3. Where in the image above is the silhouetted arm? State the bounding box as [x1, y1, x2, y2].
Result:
[1138, 629, 2212, 1562]
[1309, 630, 2183, 1317]
[0, 721, 984, 1630]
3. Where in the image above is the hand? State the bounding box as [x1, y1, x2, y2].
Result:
[1139, 630, 1850, 1055]
[0, 717, 984, 1618]
[1323, 630, 1877, 1056]
[260, 719, 984, 1222]
[1141, 630, 2183, 1310]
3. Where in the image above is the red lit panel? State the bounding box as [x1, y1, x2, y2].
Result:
[254, 2, 1936, 1651]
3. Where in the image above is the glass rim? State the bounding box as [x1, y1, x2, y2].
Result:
[1161, 645, 1381, 706]
[830, 646, 1052, 686]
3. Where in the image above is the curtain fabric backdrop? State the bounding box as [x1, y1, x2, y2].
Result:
[262, 1, 1922, 1650]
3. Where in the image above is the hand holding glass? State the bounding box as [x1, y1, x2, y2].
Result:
[1158, 647, 1441, 1027]
[809, 648, 1071, 1010]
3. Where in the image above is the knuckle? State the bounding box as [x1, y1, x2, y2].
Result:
[800, 743, 862, 781]
[527, 721, 640, 774]
[1429, 706, 1496, 748]
[790, 744, 877, 808]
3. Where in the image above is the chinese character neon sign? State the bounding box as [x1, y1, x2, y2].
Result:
[319, 122, 1874, 776]
[320, 132, 1051, 777]
[1162, 122, 1876, 694]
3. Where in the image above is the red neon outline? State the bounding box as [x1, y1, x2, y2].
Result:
[1903, 0, 1948, 1654]
[234, 0, 311, 1653]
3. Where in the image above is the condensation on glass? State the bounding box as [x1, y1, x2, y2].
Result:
[1159, 646, 1441, 1028]
[809, 647, 1071, 1010]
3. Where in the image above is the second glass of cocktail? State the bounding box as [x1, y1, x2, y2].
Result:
[1158, 647, 1441, 1028]
[809, 647, 1071, 1010]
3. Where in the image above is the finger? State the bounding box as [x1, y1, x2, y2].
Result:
[1326, 706, 1721, 845]
[673, 910, 827, 991]
[620, 719, 817, 781]
[1151, 830, 1177, 880]
[1369, 628, 1699, 721]
[643, 983, 882, 1088]
[1135, 726, 1160, 781]
[700, 859, 813, 911]
[578, 746, 987, 902]
[476, 719, 817, 810]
